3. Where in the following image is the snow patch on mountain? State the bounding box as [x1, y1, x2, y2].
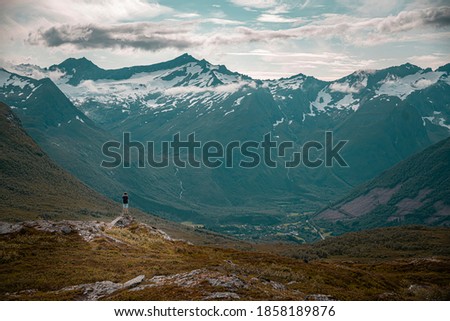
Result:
[438, 118, 450, 130]
[0, 70, 34, 90]
[376, 70, 444, 100]
[310, 89, 332, 113]
[164, 81, 253, 96]
[334, 94, 359, 111]
[75, 115, 85, 123]
[273, 118, 284, 127]
[329, 79, 366, 94]
[233, 96, 245, 106]
[224, 109, 235, 116]
[422, 112, 450, 130]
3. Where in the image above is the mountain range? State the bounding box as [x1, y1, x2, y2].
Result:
[1, 98, 449, 301]
[1, 54, 450, 240]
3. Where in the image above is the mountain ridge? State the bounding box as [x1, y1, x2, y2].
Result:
[1, 55, 450, 241]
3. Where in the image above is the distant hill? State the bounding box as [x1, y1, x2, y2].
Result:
[314, 137, 450, 233]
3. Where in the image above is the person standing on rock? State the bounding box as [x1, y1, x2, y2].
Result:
[122, 192, 129, 215]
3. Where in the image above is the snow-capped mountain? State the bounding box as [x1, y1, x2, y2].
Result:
[1, 55, 450, 231]
[9, 54, 450, 133]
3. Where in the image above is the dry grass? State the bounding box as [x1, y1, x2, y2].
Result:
[1, 224, 449, 301]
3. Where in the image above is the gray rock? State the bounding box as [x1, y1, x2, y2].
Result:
[61, 225, 72, 234]
[57, 274, 146, 300]
[0, 222, 23, 235]
[109, 215, 134, 228]
[206, 275, 246, 289]
[204, 292, 240, 300]
[83, 281, 123, 301]
[123, 275, 145, 288]
[269, 280, 286, 291]
[305, 294, 334, 301]
[59, 280, 122, 301]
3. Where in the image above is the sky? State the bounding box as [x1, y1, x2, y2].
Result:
[1, 0, 450, 80]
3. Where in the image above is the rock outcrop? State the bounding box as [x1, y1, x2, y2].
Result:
[0, 216, 174, 242]
[57, 275, 146, 301]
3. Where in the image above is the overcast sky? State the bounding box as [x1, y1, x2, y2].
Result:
[1, 0, 450, 80]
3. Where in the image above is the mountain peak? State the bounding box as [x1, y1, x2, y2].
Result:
[399, 62, 421, 70]
[172, 53, 198, 64]
[49, 57, 104, 85]
[57, 57, 100, 71]
[436, 63, 450, 73]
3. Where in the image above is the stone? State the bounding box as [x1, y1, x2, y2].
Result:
[305, 294, 334, 301]
[269, 280, 286, 291]
[123, 275, 145, 288]
[0, 222, 23, 235]
[109, 215, 134, 228]
[61, 225, 72, 234]
[204, 292, 240, 300]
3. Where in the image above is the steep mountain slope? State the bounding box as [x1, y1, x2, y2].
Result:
[0, 101, 118, 220]
[0, 68, 123, 197]
[315, 137, 450, 233]
[0, 68, 207, 222]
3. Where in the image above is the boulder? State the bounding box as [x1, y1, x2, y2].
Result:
[109, 215, 134, 228]
[123, 275, 145, 288]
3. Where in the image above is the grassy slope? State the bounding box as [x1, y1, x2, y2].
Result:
[0, 101, 118, 221]
[0, 223, 448, 300]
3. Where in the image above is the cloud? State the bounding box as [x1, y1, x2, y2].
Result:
[413, 78, 436, 89]
[329, 82, 362, 94]
[228, 0, 278, 9]
[28, 22, 200, 51]
[225, 49, 380, 80]
[213, 6, 450, 46]
[203, 18, 243, 25]
[78, 80, 100, 93]
[407, 53, 450, 69]
[336, 0, 401, 17]
[257, 14, 302, 23]
[174, 13, 200, 19]
[5, 63, 66, 82]
[1, 0, 173, 25]
[266, 4, 291, 14]
[374, 6, 450, 33]
[229, 0, 301, 16]
[164, 81, 256, 95]
[26, 6, 450, 52]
